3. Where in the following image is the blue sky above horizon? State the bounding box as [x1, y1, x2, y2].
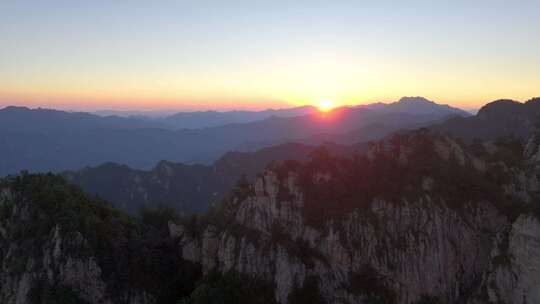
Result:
[1, 0, 539, 111]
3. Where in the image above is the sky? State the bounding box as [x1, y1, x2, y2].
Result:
[0, 0, 539, 111]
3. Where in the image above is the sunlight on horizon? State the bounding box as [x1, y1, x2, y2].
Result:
[317, 99, 334, 112]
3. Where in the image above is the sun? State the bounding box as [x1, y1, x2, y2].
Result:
[318, 99, 334, 112]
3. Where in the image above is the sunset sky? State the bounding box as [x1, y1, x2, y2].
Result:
[1, 0, 539, 111]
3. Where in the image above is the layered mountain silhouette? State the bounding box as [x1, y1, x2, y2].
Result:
[156, 106, 318, 129]
[0, 97, 465, 176]
[60, 97, 540, 216]
[63, 142, 365, 214]
[93, 98, 467, 130]
[0, 106, 167, 131]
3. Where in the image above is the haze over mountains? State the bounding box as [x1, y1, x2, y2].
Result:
[57, 96, 540, 215]
[95, 106, 318, 129]
[6, 95, 540, 217]
[2, 96, 540, 304]
[156, 106, 318, 129]
[96, 97, 470, 130]
[0, 97, 467, 176]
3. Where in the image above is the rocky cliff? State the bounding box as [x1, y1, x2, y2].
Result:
[173, 130, 540, 304]
[2, 129, 540, 304]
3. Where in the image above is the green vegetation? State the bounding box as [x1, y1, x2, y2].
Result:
[139, 206, 180, 233]
[489, 136, 525, 168]
[0, 173, 202, 303]
[29, 280, 90, 304]
[523, 192, 540, 220]
[534, 115, 540, 145]
[349, 265, 396, 304]
[288, 276, 324, 304]
[269, 223, 327, 267]
[414, 295, 443, 304]
[231, 174, 253, 203]
[268, 130, 514, 226]
[179, 271, 276, 304]
[492, 253, 513, 267]
[0, 200, 12, 220]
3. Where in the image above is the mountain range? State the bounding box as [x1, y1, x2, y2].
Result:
[93, 97, 469, 130]
[6, 96, 539, 218]
[0, 97, 466, 176]
[155, 106, 318, 129]
[62, 142, 365, 215]
[60, 97, 540, 216]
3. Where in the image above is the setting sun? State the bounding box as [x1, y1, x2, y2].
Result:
[318, 99, 334, 112]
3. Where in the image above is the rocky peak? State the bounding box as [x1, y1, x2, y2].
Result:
[476, 99, 523, 120]
[154, 160, 176, 177]
[397, 96, 436, 104]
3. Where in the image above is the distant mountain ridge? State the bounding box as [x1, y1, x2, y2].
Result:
[362, 96, 471, 116]
[0, 97, 468, 176]
[62, 142, 365, 214]
[157, 106, 318, 129]
[91, 97, 468, 130]
[0, 106, 168, 131]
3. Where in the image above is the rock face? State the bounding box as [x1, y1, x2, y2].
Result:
[173, 172, 504, 303]
[475, 136, 540, 303]
[171, 131, 540, 304]
[483, 215, 540, 304]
